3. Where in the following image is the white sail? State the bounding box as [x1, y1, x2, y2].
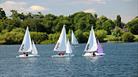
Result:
[32, 41, 38, 55]
[84, 26, 98, 52]
[54, 25, 66, 52]
[71, 31, 79, 44]
[66, 39, 72, 54]
[19, 27, 32, 53]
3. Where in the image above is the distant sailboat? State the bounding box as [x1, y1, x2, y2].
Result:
[71, 31, 79, 45]
[17, 27, 39, 57]
[83, 26, 98, 56]
[52, 25, 73, 57]
[95, 40, 105, 56]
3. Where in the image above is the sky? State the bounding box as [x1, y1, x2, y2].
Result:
[0, 0, 137, 23]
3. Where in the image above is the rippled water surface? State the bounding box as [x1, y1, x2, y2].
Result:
[0, 43, 138, 77]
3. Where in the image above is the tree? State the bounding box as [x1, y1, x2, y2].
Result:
[127, 17, 138, 34]
[95, 30, 107, 42]
[10, 10, 19, 19]
[122, 32, 135, 42]
[102, 20, 115, 34]
[0, 8, 6, 19]
[116, 15, 122, 27]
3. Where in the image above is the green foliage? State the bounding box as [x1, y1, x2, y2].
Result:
[134, 37, 138, 42]
[30, 32, 47, 44]
[112, 26, 124, 37]
[0, 8, 6, 19]
[95, 30, 107, 42]
[116, 15, 121, 27]
[0, 34, 6, 44]
[2, 32, 24, 44]
[40, 40, 54, 44]
[122, 32, 135, 42]
[12, 28, 24, 33]
[127, 17, 138, 34]
[70, 12, 96, 31]
[103, 20, 115, 34]
[107, 35, 121, 41]
[0, 8, 137, 44]
[75, 29, 87, 43]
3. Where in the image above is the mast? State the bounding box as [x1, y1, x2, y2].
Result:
[54, 25, 66, 52]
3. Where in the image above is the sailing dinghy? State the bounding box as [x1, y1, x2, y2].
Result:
[71, 31, 79, 45]
[17, 27, 39, 58]
[83, 26, 104, 56]
[52, 25, 73, 57]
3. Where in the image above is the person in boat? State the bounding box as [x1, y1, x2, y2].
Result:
[93, 51, 96, 57]
[22, 52, 26, 56]
[26, 52, 28, 56]
[58, 51, 65, 56]
[22, 52, 28, 57]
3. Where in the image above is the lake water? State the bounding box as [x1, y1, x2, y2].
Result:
[0, 43, 138, 77]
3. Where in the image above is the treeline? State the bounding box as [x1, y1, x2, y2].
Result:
[0, 8, 138, 44]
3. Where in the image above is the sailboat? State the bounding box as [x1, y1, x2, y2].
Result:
[95, 40, 105, 56]
[52, 25, 73, 57]
[17, 27, 39, 57]
[83, 26, 98, 56]
[71, 31, 79, 45]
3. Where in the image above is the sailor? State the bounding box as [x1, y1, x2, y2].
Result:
[93, 51, 96, 57]
[58, 52, 65, 56]
[23, 52, 26, 55]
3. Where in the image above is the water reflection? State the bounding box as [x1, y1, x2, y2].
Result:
[51, 57, 71, 65]
[51, 57, 72, 77]
[84, 56, 103, 63]
[17, 57, 38, 76]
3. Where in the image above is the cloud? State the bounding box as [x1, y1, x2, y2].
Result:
[83, 9, 96, 13]
[0, 1, 27, 13]
[30, 5, 46, 11]
[0, 1, 48, 15]
[76, 0, 106, 4]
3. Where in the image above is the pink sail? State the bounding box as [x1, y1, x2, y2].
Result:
[97, 40, 104, 53]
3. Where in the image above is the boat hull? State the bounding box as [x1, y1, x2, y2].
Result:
[16, 54, 39, 58]
[83, 52, 105, 56]
[95, 53, 105, 56]
[52, 54, 74, 58]
[83, 53, 93, 56]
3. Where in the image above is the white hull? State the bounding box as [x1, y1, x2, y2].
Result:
[52, 54, 74, 58]
[95, 53, 105, 56]
[83, 52, 105, 56]
[16, 54, 39, 58]
[83, 53, 93, 56]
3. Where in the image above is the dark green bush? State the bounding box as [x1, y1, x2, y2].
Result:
[95, 30, 107, 42]
[107, 35, 121, 41]
[122, 32, 135, 42]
